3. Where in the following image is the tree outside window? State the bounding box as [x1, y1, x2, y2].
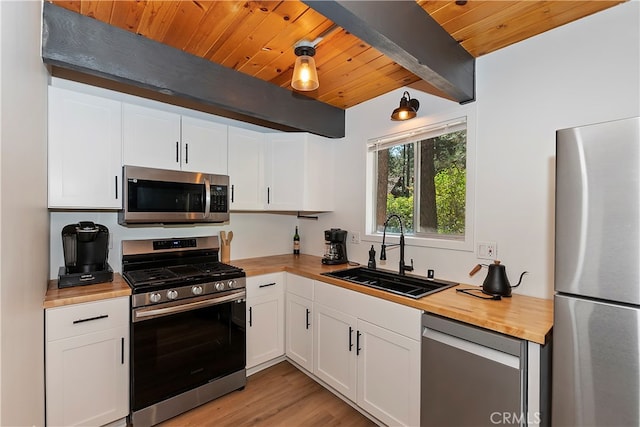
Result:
[372, 119, 467, 241]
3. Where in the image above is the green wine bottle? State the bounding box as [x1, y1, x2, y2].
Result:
[293, 226, 300, 255]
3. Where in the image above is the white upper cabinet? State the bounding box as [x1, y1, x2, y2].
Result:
[227, 131, 334, 212]
[122, 103, 180, 170]
[265, 133, 334, 212]
[48, 86, 123, 209]
[122, 103, 227, 174]
[264, 134, 304, 211]
[227, 127, 265, 210]
[47, 81, 333, 212]
[181, 116, 228, 174]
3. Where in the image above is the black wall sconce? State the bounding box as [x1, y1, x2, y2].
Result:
[391, 91, 420, 121]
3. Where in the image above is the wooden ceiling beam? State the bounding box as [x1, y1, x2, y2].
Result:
[303, 0, 475, 104]
[41, 2, 345, 138]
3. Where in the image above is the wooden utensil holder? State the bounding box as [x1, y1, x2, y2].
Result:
[221, 243, 230, 263]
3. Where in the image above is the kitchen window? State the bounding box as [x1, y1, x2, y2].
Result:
[366, 112, 475, 251]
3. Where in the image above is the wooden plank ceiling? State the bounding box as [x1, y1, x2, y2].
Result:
[49, 0, 624, 109]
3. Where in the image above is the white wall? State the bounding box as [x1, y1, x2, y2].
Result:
[0, 1, 49, 425]
[301, 0, 640, 299]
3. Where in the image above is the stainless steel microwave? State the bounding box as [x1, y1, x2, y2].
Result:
[119, 165, 229, 225]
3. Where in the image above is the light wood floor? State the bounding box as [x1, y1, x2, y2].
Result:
[158, 361, 378, 427]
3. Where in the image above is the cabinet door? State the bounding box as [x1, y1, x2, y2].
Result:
[313, 303, 357, 400]
[246, 273, 285, 369]
[246, 293, 285, 368]
[286, 293, 313, 371]
[46, 326, 129, 427]
[48, 86, 122, 209]
[356, 319, 421, 427]
[181, 116, 228, 174]
[122, 103, 181, 170]
[264, 134, 304, 210]
[301, 133, 334, 211]
[228, 127, 265, 210]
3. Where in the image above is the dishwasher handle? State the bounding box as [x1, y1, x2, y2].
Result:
[423, 327, 520, 369]
[422, 313, 523, 357]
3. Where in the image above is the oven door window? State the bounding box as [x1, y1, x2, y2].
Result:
[128, 179, 205, 213]
[132, 299, 246, 411]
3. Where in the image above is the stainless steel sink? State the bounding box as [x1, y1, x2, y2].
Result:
[322, 267, 456, 299]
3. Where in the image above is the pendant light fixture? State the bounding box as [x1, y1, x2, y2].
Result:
[391, 91, 420, 121]
[292, 40, 319, 92]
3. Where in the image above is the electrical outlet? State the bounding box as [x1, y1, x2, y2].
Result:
[350, 231, 361, 244]
[477, 241, 497, 260]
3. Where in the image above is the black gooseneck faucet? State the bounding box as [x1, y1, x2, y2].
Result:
[380, 214, 414, 275]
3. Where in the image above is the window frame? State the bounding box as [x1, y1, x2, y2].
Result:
[365, 105, 476, 252]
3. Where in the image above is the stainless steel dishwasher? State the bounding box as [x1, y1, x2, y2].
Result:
[421, 313, 528, 427]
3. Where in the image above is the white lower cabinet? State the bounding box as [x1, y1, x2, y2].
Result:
[45, 297, 129, 427]
[246, 273, 285, 369]
[285, 274, 314, 372]
[356, 319, 421, 427]
[314, 303, 358, 399]
[284, 277, 421, 427]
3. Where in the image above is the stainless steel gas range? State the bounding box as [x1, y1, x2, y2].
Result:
[122, 236, 247, 427]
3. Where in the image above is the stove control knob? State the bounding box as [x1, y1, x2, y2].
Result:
[167, 289, 178, 300]
[227, 280, 236, 289]
[192, 285, 203, 295]
[215, 282, 225, 291]
[149, 293, 162, 303]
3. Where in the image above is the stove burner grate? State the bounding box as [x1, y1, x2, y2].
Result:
[124, 262, 244, 289]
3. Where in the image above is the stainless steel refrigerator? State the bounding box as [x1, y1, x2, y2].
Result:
[554, 116, 640, 426]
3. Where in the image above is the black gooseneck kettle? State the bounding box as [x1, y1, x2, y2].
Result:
[469, 260, 527, 297]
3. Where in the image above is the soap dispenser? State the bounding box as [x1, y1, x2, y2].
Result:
[367, 245, 377, 269]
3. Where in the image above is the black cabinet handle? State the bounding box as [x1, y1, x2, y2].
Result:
[175, 141, 179, 163]
[349, 326, 354, 351]
[258, 282, 277, 288]
[185, 143, 189, 164]
[72, 314, 108, 324]
[267, 187, 270, 204]
[356, 330, 362, 356]
[115, 175, 118, 199]
[121, 337, 124, 365]
[305, 308, 310, 330]
[231, 184, 235, 203]
[249, 306, 253, 327]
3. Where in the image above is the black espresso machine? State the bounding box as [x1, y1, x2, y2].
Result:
[322, 228, 348, 265]
[58, 221, 113, 288]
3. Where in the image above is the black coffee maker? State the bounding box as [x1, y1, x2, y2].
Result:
[322, 228, 348, 265]
[58, 222, 113, 288]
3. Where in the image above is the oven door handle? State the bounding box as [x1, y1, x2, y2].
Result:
[133, 290, 246, 322]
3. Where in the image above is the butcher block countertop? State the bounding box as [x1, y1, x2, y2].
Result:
[233, 254, 553, 345]
[43, 273, 131, 309]
[43, 254, 553, 345]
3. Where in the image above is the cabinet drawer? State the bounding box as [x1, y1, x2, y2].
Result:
[246, 273, 284, 298]
[46, 297, 129, 342]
